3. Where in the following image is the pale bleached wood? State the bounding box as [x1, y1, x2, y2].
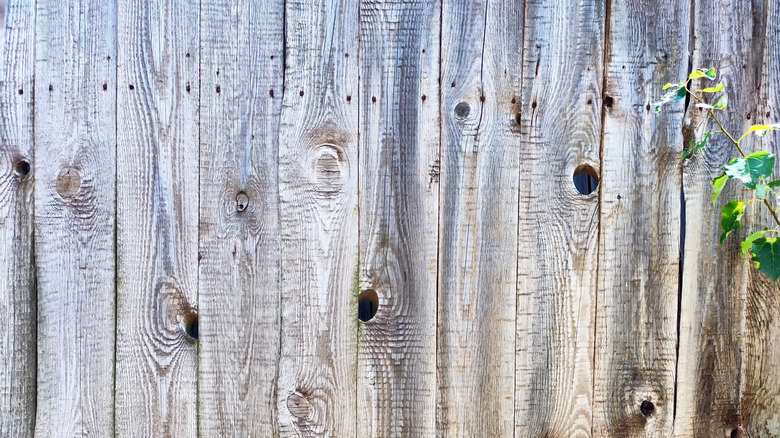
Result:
[515, 1, 604, 437]
[114, 0, 199, 436]
[437, 0, 521, 435]
[593, 0, 689, 436]
[198, 0, 284, 435]
[0, 0, 35, 436]
[356, 0, 440, 436]
[33, 0, 117, 435]
[276, 0, 359, 436]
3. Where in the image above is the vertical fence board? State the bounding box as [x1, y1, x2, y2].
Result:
[515, 1, 604, 436]
[593, 0, 689, 436]
[33, 0, 117, 435]
[115, 0, 199, 436]
[0, 0, 35, 436]
[437, 0, 521, 435]
[198, 0, 284, 435]
[357, 0, 440, 436]
[676, 1, 776, 436]
[277, 0, 359, 436]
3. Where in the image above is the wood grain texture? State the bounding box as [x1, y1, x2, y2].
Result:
[676, 1, 777, 436]
[593, 0, 689, 436]
[276, 0, 359, 436]
[357, 0, 440, 436]
[514, 1, 604, 437]
[198, 0, 284, 435]
[115, 0, 199, 436]
[33, 0, 117, 436]
[437, 0, 521, 435]
[0, 0, 36, 436]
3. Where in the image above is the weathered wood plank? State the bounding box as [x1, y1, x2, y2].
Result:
[33, 0, 117, 435]
[437, 0, 521, 435]
[676, 1, 777, 436]
[356, 0, 440, 436]
[593, 0, 689, 436]
[115, 0, 199, 436]
[198, 0, 284, 435]
[276, 0, 359, 435]
[515, 1, 604, 436]
[0, 0, 35, 436]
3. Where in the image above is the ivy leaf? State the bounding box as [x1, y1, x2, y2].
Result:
[757, 184, 768, 199]
[720, 201, 746, 244]
[713, 94, 728, 110]
[689, 68, 717, 80]
[750, 237, 780, 281]
[681, 132, 711, 160]
[652, 85, 688, 113]
[700, 83, 725, 93]
[742, 230, 769, 256]
[712, 173, 729, 204]
[724, 151, 775, 189]
[768, 180, 780, 188]
[749, 123, 780, 137]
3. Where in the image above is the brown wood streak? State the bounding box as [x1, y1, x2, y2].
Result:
[198, 0, 284, 435]
[357, 0, 440, 436]
[276, 0, 359, 436]
[594, 0, 689, 436]
[115, 0, 199, 436]
[515, 1, 604, 437]
[437, 0, 521, 436]
[32, 0, 117, 436]
[0, 0, 35, 436]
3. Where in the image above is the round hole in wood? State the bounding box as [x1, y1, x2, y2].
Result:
[573, 164, 599, 195]
[358, 289, 379, 322]
[14, 159, 30, 177]
[454, 101, 470, 119]
[640, 400, 655, 417]
[236, 191, 249, 212]
[179, 310, 198, 340]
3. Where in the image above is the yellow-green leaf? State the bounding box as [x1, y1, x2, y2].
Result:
[701, 83, 725, 93]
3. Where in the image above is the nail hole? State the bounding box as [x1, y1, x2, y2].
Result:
[128, 84, 135, 90]
[358, 289, 379, 322]
[372, 96, 376, 103]
[454, 101, 470, 119]
[49, 84, 54, 92]
[236, 191, 249, 212]
[269, 89, 274, 98]
[451, 81, 456, 88]
[604, 96, 614, 107]
[186, 52, 190, 58]
[103, 83, 108, 91]
[14, 159, 30, 177]
[186, 84, 191, 93]
[573, 164, 599, 195]
[300, 90, 304, 97]
[640, 400, 655, 417]
[346, 95, 352, 102]
[587, 99, 593, 105]
[179, 310, 198, 341]
[18, 89, 23, 95]
[216, 85, 221, 93]
[511, 97, 516, 104]
[421, 94, 426, 101]
[479, 95, 485, 102]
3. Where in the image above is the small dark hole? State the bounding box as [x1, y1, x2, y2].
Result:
[18, 89, 23, 95]
[129, 84, 135, 90]
[531, 101, 537, 109]
[358, 289, 379, 322]
[747, 113, 752, 120]
[346, 95, 352, 102]
[454, 101, 470, 119]
[14, 159, 30, 177]
[372, 96, 376, 103]
[270, 55, 274, 60]
[640, 400, 655, 417]
[269, 89, 274, 98]
[479, 95, 485, 102]
[421, 95, 426, 101]
[514, 113, 521, 126]
[186, 84, 191, 93]
[646, 104, 651, 111]
[216, 85, 221, 93]
[300, 90, 304, 97]
[730, 428, 740, 438]
[604, 96, 614, 107]
[186, 52, 190, 58]
[49, 84, 54, 92]
[102, 83, 108, 91]
[511, 97, 516, 104]
[180, 311, 198, 340]
[573, 164, 599, 195]
[587, 99, 593, 105]
[451, 81, 456, 88]
[345, 53, 349, 58]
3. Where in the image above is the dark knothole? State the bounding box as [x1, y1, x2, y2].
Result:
[14, 159, 31, 178]
[640, 400, 655, 417]
[573, 164, 599, 195]
[180, 311, 198, 341]
[454, 101, 470, 119]
[358, 289, 379, 322]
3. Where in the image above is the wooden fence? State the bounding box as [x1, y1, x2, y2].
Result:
[1, 0, 779, 436]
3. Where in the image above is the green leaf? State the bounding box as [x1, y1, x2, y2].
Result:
[704, 67, 717, 79]
[757, 184, 768, 199]
[652, 85, 687, 113]
[712, 173, 729, 204]
[742, 230, 769, 256]
[768, 180, 780, 188]
[724, 151, 776, 189]
[713, 94, 728, 110]
[750, 237, 780, 280]
[700, 83, 725, 93]
[749, 123, 780, 137]
[682, 131, 711, 160]
[720, 201, 746, 244]
[689, 68, 716, 80]
[663, 83, 673, 90]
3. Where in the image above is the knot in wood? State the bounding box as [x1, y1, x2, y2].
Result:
[286, 393, 311, 419]
[56, 167, 81, 198]
[454, 101, 470, 119]
[309, 143, 348, 195]
[236, 191, 249, 212]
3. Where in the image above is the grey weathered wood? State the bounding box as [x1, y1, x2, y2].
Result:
[437, 0, 521, 435]
[515, 1, 604, 436]
[676, 1, 778, 436]
[276, 0, 359, 436]
[356, 0, 440, 436]
[198, 0, 284, 435]
[115, 0, 199, 436]
[33, 0, 117, 435]
[593, 0, 689, 436]
[0, 0, 35, 436]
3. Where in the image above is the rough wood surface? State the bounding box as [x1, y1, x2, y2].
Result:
[114, 0, 199, 436]
[33, 0, 117, 435]
[356, 0, 440, 436]
[676, 1, 779, 436]
[198, 0, 285, 435]
[593, 0, 689, 436]
[515, 1, 604, 436]
[0, 1, 36, 436]
[437, 0, 521, 435]
[276, 1, 359, 436]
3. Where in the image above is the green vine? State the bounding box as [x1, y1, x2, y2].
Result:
[654, 68, 780, 280]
